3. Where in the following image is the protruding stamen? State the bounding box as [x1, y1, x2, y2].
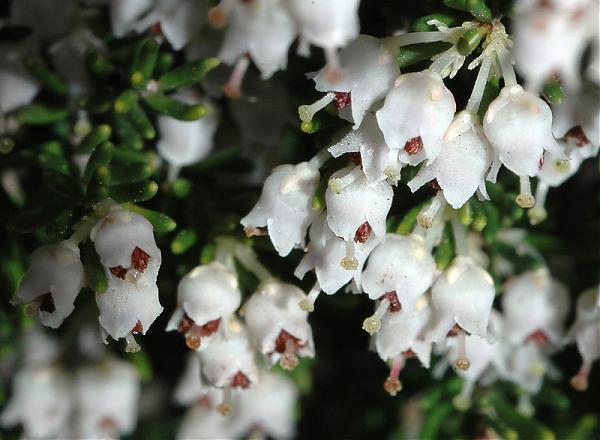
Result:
[383, 356, 403, 396]
[454, 331, 470, 371]
[340, 241, 359, 270]
[125, 332, 141, 353]
[452, 381, 474, 411]
[125, 269, 142, 283]
[417, 192, 445, 229]
[280, 337, 299, 370]
[570, 362, 590, 391]
[185, 325, 202, 350]
[362, 298, 391, 335]
[328, 166, 362, 194]
[323, 47, 342, 83]
[244, 226, 267, 238]
[516, 176, 535, 208]
[299, 282, 320, 312]
[451, 213, 468, 257]
[298, 93, 335, 123]
[216, 386, 232, 416]
[223, 55, 250, 99]
[26, 293, 55, 316]
[528, 182, 549, 225]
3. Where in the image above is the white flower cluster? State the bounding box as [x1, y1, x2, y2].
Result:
[1, 329, 141, 439]
[165, 238, 308, 425]
[11, 203, 164, 352]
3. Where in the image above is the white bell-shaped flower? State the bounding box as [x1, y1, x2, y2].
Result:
[1, 366, 72, 438]
[166, 262, 241, 351]
[157, 91, 218, 180]
[306, 35, 399, 128]
[429, 256, 495, 346]
[376, 70, 456, 165]
[11, 240, 84, 329]
[501, 268, 569, 347]
[218, 0, 296, 81]
[174, 354, 222, 406]
[75, 359, 140, 439]
[244, 280, 314, 370]
[0, 52, 39, 113]
[567, 287, 600, 391]
[285, 0, 360, 79]
[326, 165, 393, 245]
[552, 90, 600, 148]
[295, 214, 378, 310]
[361, 234, 435, 314]
[328, 114, 403, 184]
[241, 160, 320, 257]
[198, 320, 259, 415]
[408, 110, 492, 208]
[177, 404, 236, 439]
[374, 298, 432, 395]
[513, 0, 595, 92]
[230, 371, 298, 439]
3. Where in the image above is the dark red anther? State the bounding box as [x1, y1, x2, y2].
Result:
[333, 92, 351, 109]
[231, 371, 251, 389]
[403, 349, 416, 359]
[38, 293, 55, 313]
[150, 22, 162, 35]
[132, 320, 143, 334]
[430, 179, 442, 191]
[274, 329, 302, 353]
[382, 291, 402, 313]
[131, 247, 149, 272]
[177, 314, 194, 334]
[110, 266, 127, 280]
[446, 323, 469, 337]
[199, 318, 221, 337]
[404, 136, 423, 155]
[538, 154, 545, 169]
[349, 152, 362, 167]
[563, 126, 589, 147]
[354, 222, 373, 244]
[527, 329, 548, 346]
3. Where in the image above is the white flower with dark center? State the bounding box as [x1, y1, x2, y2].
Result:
[408, 110, 492, 209]
[230, 371, 298, 439]
[1, 366, 72, 438]
[326, 165, 393, 247]
[166, 262, 241, 351]
[328, 114, 404, 184]
[513, 0, 595, 93]
[376, 70, 456, 165]
[429, 256, 495, 371]
[241, 159, 321, 257]
[75, 359, 140, 439]
[244, 280, 314, 370]
[374, 298, 432, 396]
[566, 287, 599, 391]
[483, 84, 563, 208]
[552, 89, 600, 149]
[157, 91, 219, 180]
[301, 35, 400, 129]
[218, 0, 296, 84]
[0, 51, 39, 113]
[91, 207, 163, 348]
[284, 0, 360, 80]
[361, 234, 435, 335]
[295, 214, 378, 311]
[501, 268, 569, 347]
[198, 320, 259, 415]
[11, 240, 84, 329]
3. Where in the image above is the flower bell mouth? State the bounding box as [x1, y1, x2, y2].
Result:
[404, 136, 423, 155]
[25, 292, 56, 316]
[563, 126, 590, 146]
[354, 222, 372, 244]
[176, 314, 222, 350]
[527, 329, 549, 346]
[382, 291, 401, 312]
[348, 152, 362, 167]
[217, 371, 252, 416]
[131, 320, 144, 335]
[109, 246, 150, 281]
[570, 362, 591, 392]
[273, 329, 303, 370]
[333, 92, 351, 109]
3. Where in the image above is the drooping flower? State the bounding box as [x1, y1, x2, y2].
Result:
[241, 159, 321, 257]
[0, 51, 39, 113]
[408, 110, 492, 208]
[502, 268, 570, 348]
[552, 89, 600, 149]
[75, 359, 140, 438]
[376, 70, 456, 165]
[166, 262, 241, 351]
[244, 280, 314, 370]
[374, 297, 432, 395]
[566, 287, 599, 391]
[11, 240, 84, 329]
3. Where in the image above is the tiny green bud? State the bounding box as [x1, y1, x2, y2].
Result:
[110, 180, 158, 203]
[123, 203, 176, 234]
[158, 57, 221, 92]
[171, 229, 197, 254]
[77, 124, 112, 154]
[17, 104, 68, 125]
[143, 92, 206, 121]
[114, 89, 139, 113]
[24, 57, 68, 96]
